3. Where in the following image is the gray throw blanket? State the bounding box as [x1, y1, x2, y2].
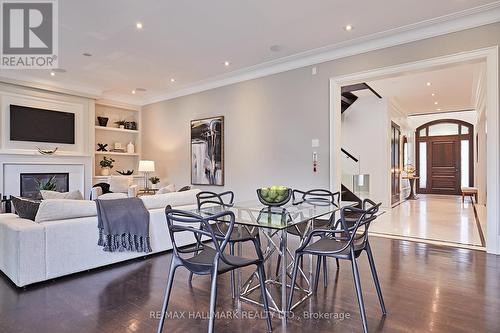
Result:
[96, 198, 152, 253]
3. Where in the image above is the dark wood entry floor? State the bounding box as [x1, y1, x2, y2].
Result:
[1, 237, 499, 333]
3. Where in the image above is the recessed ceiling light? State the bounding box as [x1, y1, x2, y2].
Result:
[344, 25, 353, 31]
[170, 78, 175, 83]
[437, 108, 442, 111]
[50, 71, 55, 76]
[431, 93, 435, 97]
[224, 61, 230, 66]
[82, 52, 92, 57]
[136, 22, 143, 29]
[434, 101, 438, 105]
[131, 90, 136, 94]
[426, 82, 432, 86]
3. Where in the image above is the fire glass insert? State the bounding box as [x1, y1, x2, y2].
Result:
[20, 173, 69, 199]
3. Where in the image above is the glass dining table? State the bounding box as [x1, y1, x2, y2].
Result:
[195, 199, 358, 317]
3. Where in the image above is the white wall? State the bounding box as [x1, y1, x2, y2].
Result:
[141, 23, 500, 239]
[341, 95, 390, 206]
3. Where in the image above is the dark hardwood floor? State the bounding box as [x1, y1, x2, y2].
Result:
[1, 236, 499, 332]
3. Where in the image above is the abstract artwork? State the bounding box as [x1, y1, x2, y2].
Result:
[191, 116, 224, 186]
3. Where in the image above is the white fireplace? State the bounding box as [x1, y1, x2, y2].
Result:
[2, 163, 86, 198]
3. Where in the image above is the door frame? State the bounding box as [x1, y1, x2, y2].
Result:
[329, 46, 499, 254]
[415, 119, 474, 194]
[391, 121, 401, 204]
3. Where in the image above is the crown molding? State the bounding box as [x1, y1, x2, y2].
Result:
[0, 73, 101, 99]
[143, 2, 500, 105]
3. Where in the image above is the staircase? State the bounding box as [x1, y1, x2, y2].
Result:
[340, 82, 382, 205]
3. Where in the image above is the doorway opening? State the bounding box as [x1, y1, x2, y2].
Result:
[331, 47, 499, 253]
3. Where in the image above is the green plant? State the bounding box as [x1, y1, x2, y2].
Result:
[35, 176, 57, 191]
[149, 176, 160, 185]
[99, 156, 115, 169]
[115, 120, 126, 126]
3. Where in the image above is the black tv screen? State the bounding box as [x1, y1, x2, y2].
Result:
[10, 105, 75, 144]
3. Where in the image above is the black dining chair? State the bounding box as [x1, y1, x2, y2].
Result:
[276, 189, 340, 285]
[194, 191, 261, 298]
[287, 200, 386, 333]
[157, 207, 273, 333]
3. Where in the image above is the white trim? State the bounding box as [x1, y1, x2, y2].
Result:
[142, 3, 500, 105]
[329, 46, 500, 254]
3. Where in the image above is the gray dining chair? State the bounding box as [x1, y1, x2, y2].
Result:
[287, 200, 386, 333]
[157, 206, 273, 333]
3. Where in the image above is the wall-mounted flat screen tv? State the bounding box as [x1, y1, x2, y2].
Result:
[10, 105, 75, 144]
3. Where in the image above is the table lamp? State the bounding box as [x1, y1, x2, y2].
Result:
[138, 160, 155, 190]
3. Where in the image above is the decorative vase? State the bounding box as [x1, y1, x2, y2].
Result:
[127, 142, 135, 154]
[100, 167, 110, 176]
[97, 117, 109, 127]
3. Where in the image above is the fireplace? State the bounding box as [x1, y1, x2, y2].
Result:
[20, 173, 69, 199]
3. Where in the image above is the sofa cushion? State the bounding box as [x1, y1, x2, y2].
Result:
[98, 192, 128, 200]
[35, 199, 97, 223]
[40, 190, 83, 200]
[108, 176, 133, 193]
[11, 196, 40, 221]
[140, 189, 201, 210]
[157, 184, 176, 194]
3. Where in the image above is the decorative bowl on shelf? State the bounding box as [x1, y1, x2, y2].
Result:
[116, 169, 134, 176]
[257, 186, 292, 207]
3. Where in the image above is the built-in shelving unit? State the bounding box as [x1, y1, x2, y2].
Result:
[93, 102, 141, 179]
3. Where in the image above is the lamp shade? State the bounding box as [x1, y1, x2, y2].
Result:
[138, 160, 155, 172]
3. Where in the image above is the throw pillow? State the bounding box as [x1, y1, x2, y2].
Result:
[178, 185, 191, 192]
[157, 184, 176, 194]
[108, 176, 133, 193]
[11, 196, 40, 221]
[40, 190, 83, 200]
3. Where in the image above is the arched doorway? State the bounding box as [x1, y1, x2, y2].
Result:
[416, 119, 474, 195]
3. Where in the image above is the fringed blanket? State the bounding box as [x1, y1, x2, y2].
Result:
[96, 198, 152, 253]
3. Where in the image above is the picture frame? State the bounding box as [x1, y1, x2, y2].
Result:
[190, 116, 224, 186]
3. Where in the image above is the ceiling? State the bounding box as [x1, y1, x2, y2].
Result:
[367, 61, 485, 115]
[0, 0, 498, 105]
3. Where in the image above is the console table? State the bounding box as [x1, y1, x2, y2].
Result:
[402, 176, 419, 200]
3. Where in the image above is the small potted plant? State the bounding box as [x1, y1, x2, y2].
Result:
[99, 156, 115, 176]
[115, 120, 126, 129]
[149, 176, 160, 189]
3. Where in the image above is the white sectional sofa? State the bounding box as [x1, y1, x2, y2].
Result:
[0, 189, 201, 287]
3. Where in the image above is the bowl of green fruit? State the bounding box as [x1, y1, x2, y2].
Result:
[257, 185, 292, 207]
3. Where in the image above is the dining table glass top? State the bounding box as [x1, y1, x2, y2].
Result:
[195, 200, 359, 230]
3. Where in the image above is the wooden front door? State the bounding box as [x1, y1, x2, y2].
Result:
[416, 119, 474, 195]
[391, 122, 401, 204]
[429, 137, 460, 194]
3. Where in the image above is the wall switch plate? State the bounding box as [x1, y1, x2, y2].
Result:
[312, 67, 317, 75]
[312, 139, 319, 147]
